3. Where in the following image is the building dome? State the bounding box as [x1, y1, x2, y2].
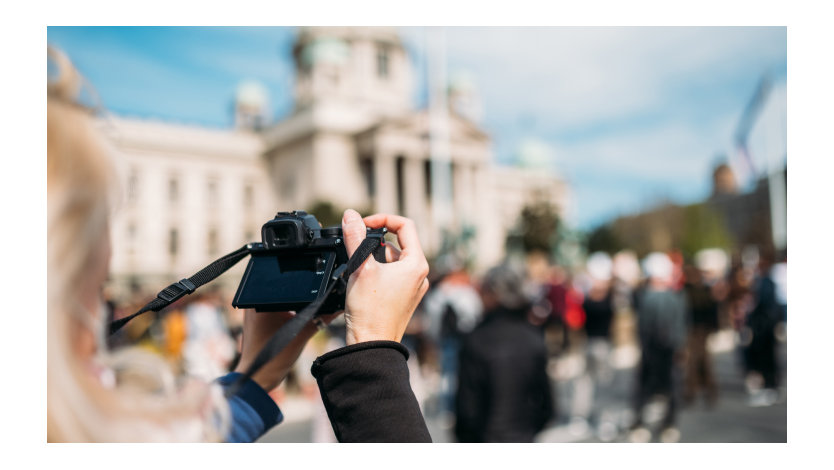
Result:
[300, 37, 351, 67]
[449, 71, 477, 95]
[515, 138, 555, 170]
[236, 80, 269, 110]
[448, 70, 483, 122]
[234, 80, 270, 130]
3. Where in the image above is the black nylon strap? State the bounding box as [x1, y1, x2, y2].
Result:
[108, 245, 252, 335]
[223, 270, 341, 398]
[106, 231, 386, 399]
[346, 230, 387, 278]
[224, 234, 384, 398]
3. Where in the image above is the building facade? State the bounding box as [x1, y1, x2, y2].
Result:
[102, 27, 569, 300]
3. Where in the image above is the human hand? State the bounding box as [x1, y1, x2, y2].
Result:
[341, 209, 430, 346]
[233, 309, 337, 392]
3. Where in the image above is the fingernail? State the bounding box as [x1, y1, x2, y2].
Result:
[343, 209, 361, 223]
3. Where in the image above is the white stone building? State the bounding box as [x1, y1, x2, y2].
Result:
[102, 27, 570, 300]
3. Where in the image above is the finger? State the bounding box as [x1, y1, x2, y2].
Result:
[362, 214, 424, 258]
[419, 277, 429, 297]
[385, 243, 402, 262]
[342, 209, 367, 258]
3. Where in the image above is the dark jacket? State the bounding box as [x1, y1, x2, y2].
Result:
[454, 308, 555, 442]
[583, 290, 614, 338]
[311, 341, 432, 442]
[221, 341, 431, 443]
[636, 288, 687, 351]
[683, 281, 719, 331]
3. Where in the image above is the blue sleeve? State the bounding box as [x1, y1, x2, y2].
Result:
[216, 372, 283, 443]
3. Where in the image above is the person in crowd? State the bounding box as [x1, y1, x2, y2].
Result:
[422, 258, 483, 423]
[770, 258, 787, 325]
[682, 264, 720, 407]
[454, 264, 555, 442]
[47, 46, 431, 443]
[743, 251, 782, 407]
[727, 260, 754, 332]
[542, 265, 570, 354]
[770, 257, 787, 343]
[160, 304, 188, 374]
[576, 252, 616, 436]
[182, 291, 237, 382]
[628, 252, 687, 443]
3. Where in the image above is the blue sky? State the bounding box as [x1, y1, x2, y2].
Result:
[46, 26, 787, 230]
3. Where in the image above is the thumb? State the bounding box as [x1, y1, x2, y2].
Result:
[341, 209, 367, 257]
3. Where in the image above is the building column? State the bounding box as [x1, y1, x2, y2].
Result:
[453, 162, 477, 225]
[403, 154, 428, 246]
[374, 151, 397, 214]
[473, 163, 501, 271]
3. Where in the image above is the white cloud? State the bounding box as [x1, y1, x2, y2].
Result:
[555, 116, 736, 181]
[402, 27, 785, 130]
[398, 27, 785, 227]
[550, 110, 744, 227]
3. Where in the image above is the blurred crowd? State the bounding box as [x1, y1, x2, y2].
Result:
[105, 244, 786, 443]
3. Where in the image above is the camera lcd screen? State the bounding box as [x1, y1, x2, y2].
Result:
[233, 251, 334, 309]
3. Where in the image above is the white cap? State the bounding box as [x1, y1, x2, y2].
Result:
[695, 248, 729, 278]
[586, 252, 613, 282]
[643, 252, 673, 282]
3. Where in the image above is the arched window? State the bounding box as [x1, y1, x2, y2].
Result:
[168, 228, 179, 258]
[376, 44, 390, 79]
[208, 227, 219, 257]
[168, 176, 179, 203]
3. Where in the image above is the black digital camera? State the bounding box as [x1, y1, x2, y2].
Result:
[232, 210, 385, 314]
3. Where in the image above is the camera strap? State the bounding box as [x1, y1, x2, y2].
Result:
[223, 232, 386, 398]
[107, 231, 387, 398]
[108, 244, 253, 335]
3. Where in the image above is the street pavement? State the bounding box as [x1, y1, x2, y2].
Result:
[259, 329, 786, 443]
[536, 332, 787, 443]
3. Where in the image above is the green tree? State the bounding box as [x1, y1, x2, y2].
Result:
[586, 223, 622, 255]
[680, 202, 734, 259]
[305, 200, 342, 227]
[306, 200, 374, 228]
[515, 200, 560, 255]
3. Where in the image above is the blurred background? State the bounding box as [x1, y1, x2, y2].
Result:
[47, 26, 787, 443]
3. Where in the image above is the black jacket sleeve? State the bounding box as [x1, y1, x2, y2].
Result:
[310, 340, 432, 443]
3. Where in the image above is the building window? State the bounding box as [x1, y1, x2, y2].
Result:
[360, 157, 375, 199]
[326, 68, 340, 88]
[207, 177, 219, 205]
[450, 161, 457, 203]
[208, 227, 219, 257]
[168, 176, 179, 203]
[127, 223, 136, 254]
[169, 228, 179, 258]
[281, 173, 296, 200]
[127, 169, 139, 203]
[243, 183, 254, 207]
[244, 228, 255, 243]
[376, 44, 390, 79]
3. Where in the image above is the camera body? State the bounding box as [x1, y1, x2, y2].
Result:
[232, 210, 381, 314]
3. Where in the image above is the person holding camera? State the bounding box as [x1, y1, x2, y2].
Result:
[47, 46, 431, 443]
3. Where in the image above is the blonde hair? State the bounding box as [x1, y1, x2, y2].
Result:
[47, 46, 230, 442]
